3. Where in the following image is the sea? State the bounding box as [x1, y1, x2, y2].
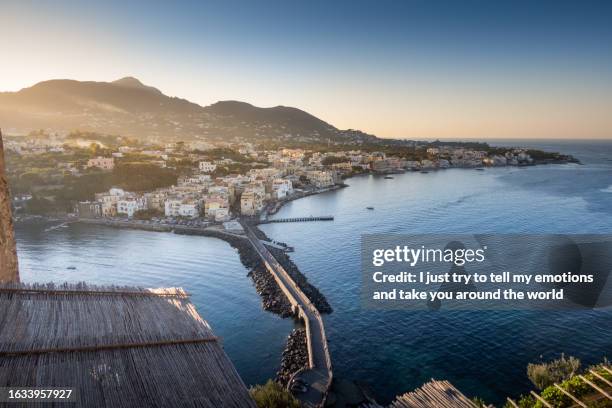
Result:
[14, 139, 612, 405]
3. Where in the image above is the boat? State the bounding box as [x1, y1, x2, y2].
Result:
[420, 170, 429, 174]
[384, 176, 394, 179]
[475, 168, 485, 171]
[66, 266, 76, 270]
[366, 206, 374, 210]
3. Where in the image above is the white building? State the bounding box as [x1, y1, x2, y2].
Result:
[306, 171, 334, 188]
[178, 201, 200, 218]
[164, 199, 182, 217]
[198, 161, 217, 173]
[116, 196, 146, 217]
[272, 179, 293, 199]
[95, 188, 126, 217]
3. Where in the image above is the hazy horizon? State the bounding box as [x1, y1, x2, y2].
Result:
[1, 0, 612, 139]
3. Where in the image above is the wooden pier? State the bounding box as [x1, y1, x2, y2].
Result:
[259, 215, 334, 224]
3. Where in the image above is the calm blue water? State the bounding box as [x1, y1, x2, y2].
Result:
[14, 140, 612, 405]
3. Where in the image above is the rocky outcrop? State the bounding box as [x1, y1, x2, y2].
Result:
[276, 328, 309, 387]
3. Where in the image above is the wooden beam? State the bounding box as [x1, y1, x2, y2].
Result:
[530, 391, 553, 408]
[0, 336, 219, 356]
[506, 398, 519, 408]
[0, 287, 190, 298]
[589, 370, 612, 388]
[553, 384, 587, 407]
[0, 129, 19, 282]
[578, 375, 612, 400]
[601, 366, 612, 376]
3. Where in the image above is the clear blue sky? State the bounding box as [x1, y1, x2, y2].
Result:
[1, 0, 611, 138]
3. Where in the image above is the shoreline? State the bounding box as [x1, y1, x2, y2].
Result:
[265, 183, 347, 217]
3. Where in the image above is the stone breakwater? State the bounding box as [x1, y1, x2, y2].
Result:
[180, 227, 322, 388]
[174, 228, 295, 317]
[276, 328, 309, 387]
[251, 226, 333, 314]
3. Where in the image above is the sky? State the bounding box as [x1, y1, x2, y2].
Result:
[1, 0, 611, 139]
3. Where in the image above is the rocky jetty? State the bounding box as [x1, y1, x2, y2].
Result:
[250, 226, 332, 314]
[252, 226, 332, 313]
[247, 265, 294, 317]
[223, 234, 294, 317]
[176, 228, 295, 317]
[267, 245, 333, 314]
[276, 328, 309, 387]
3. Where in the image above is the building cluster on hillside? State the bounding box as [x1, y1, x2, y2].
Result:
[7, 132, 537, 220]
[65, 144, 535, 221]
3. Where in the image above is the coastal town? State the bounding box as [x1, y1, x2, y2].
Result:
[4, 130, 577, 223]
[2, 129, 590, 407]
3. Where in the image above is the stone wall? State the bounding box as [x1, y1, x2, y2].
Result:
[0, 129, 19, 282]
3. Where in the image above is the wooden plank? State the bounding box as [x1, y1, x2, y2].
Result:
[506, 398, 519, 408]
[0, 287, 190, 298]
[589, 370, 612, 388]
[553, 384, 587, 407]
[0, 336, 219, 356]
[578, 375, 612, 401]
[531, 391, 553, 408]
[603, 366, 612, 376]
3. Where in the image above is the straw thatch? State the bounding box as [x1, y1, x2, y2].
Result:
[0, 282, 256, 407]
[389, 380, 477, 408]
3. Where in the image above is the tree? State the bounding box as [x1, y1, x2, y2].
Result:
[321, 156, 350, 166]
[249, 380, 301, 408]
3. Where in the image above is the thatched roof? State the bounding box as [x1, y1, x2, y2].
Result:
[0, 282, 256, 407]
[389, 380, 477, 408]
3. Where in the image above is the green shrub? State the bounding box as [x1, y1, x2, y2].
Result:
[249, 380, 301, 408]
[527, 354, 580, 390]
[517, 394, 536, 408]
[562, 375, 591, 397]
[538, 386, 570, 407]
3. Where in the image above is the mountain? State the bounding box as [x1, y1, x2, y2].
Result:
[0, 77, 378, 144]
[111, 76, 162, 93]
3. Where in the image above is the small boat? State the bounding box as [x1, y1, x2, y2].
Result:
[366, 206, 374, 210]
[475, 168, 485, 171]
[66, 266, 76, 270]
[384, 176, 394, 179]
[420, 170, 429, 174]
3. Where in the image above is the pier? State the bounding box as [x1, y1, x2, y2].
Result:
[243, 223, 333, 407]
[259, 215, 334, 224]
